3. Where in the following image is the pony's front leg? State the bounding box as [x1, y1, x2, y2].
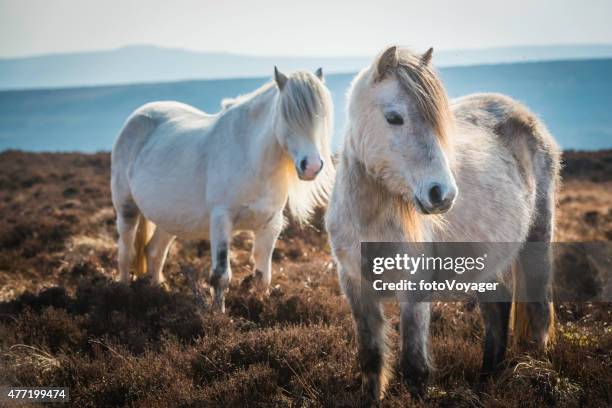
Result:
[209, 209, 232, 312]
[399, 301, 431, 399]
[252, 212, 283, 291]
[341, 272, 390, 405]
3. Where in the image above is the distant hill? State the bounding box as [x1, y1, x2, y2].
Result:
[0, 59, 611, 152]
[2, 44, 612, 90]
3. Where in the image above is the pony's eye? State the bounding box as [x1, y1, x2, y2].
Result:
[384, 111, 404, 126]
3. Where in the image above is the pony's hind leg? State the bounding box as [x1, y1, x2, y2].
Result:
[252, 212, 283, 290]
[116, 206, 140, 283]
[513, 242, 554, 349]
[399, 301, 431, 399]
[209, 209, 232, 312]
[342, 273, 390, 404]
[513, 165, 556, 349]
[146, 227, 175, 285]
[478, 283, 511, 379]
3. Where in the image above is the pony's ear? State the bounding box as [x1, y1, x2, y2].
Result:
[274, 66, 288, 90]
[315, 67, 324, 81]
[376, 46, 398, 81]
[421, 47, 434, 65]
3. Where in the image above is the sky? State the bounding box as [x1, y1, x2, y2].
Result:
[1, 0, 612, 58]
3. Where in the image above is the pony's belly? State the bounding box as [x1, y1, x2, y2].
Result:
[132, 187, 282, 239]
[139, 201, 210, 239]
[129, 178, 210, 238]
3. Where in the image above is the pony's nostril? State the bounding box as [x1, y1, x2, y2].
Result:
[429, 184, 443, 206]
[300, 158, 308, 173]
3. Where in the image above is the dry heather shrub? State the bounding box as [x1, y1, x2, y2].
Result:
[191, 323, 358, 404]
[1, 277, 215, 353]
[498, 355, 583, 407]
[430, 333, 482, 385]
[226, 285, 345, 326]
[426, 386, 484, 408]
[12, 307, 87, 352]
[4, 286, 73, 312]
[0, 219, 72, 255]
[72, 278, 206, 351]
[2, 344, 61, 383]
[199, 363, 281, 405]
[52, 345, 197, 407]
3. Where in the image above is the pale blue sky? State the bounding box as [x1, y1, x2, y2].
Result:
[1, 0, 611, 58]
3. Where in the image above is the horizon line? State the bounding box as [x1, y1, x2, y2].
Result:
[2, 41, 612, 60]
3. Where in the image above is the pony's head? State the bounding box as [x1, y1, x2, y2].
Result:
[346, 46, 457, 215]
[273, 67, 335, 221]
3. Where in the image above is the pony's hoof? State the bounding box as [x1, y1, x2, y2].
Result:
[241, 270, 270, 294]
[479, 361, 506, 385]
[401, 367, 430, 401]
[477, 372, 494, 392]
[407, 384, 427, 402]
[358, 392, 381, 408]
[240, 274, 255, 290]
[118, 274, 132, 285]
[136, 274, 165, 288]
[209, 287, 226, 313]
[360, 377, 382, 407]
[358, 397, 380, 408]
[213, 299, 226, 313]
[253, 270, 271, 294]
[147, 274, 167, 287]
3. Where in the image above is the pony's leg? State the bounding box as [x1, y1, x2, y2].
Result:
[209, 210, 232, 312]
[514, 242, 554, 349]
[252, 212, 283, 290]
[399, 301, 431, 399]
[511, 154, 557, 349]
[116, 212, 139, 284]
[478, 283, 511, 378]
[342, 272, 390, 404]
[146, 227, 175, 285]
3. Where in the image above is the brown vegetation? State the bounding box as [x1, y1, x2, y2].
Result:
[0, 150, 610, 407]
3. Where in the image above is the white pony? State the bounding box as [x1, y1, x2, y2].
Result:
[326, 46, 560, 403]
[111, 67, 334, 311]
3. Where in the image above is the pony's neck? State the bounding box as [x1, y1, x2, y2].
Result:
[344, 138, 424, 242]
[230, 83, 295, 195]
[252, 85, 294, 172]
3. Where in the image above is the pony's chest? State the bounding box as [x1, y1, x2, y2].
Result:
[231, 200, 279, 231]
[227, 179, 286, 230]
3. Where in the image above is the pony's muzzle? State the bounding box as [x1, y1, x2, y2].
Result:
[415, 183, 457, 214]
[297, 155, 324, 181]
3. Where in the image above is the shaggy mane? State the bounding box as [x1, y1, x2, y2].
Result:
[279, 72, 335, 223]
[378, 47, 453, 147]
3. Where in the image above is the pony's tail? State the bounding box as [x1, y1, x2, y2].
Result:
[510, 261, 556, 348]
[131, 214, 154, 277]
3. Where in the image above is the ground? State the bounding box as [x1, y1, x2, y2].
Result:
[0, 150, 610, 407]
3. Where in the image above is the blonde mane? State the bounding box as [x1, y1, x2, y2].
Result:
[376, 47, 453, 148]
[279, 72, 335, 223]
